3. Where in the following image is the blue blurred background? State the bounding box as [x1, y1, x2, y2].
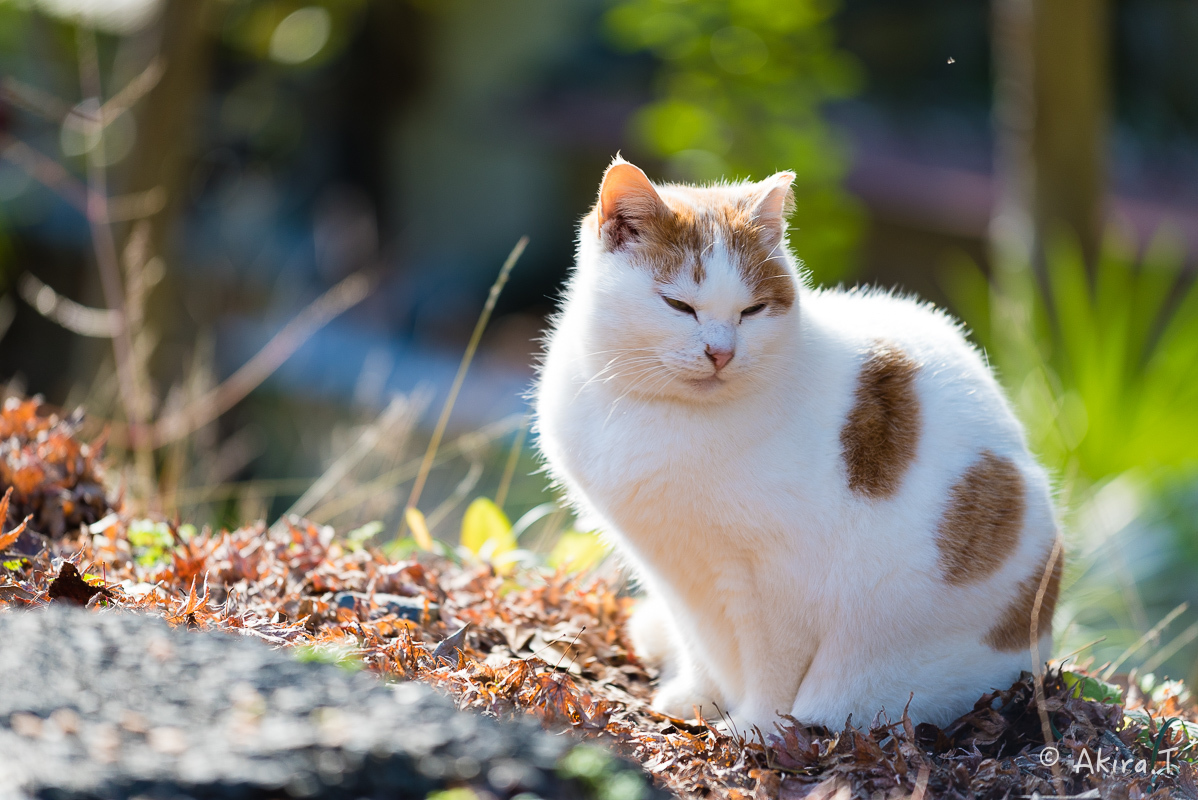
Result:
[0, 0, 1196, 686]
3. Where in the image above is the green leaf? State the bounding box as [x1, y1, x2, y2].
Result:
[293, 644, 362, 672]
[128, 519, 174, 568]
[345, 521, 383, 551]
[1063, 671, 1123, 704]
[382, 536, 421, 560]
[460, 498, 515, 561]
[1122, 708, 1198, 749]
[128, 519, 172, 549]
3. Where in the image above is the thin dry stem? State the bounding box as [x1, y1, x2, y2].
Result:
[0, 77, 75, 122]
[77, 28, 155, 497]
[18, 273, 120, 338]
[144, 271, 374, 449]
[0, 133, 89, 212]
[494, 415, 529, 510]
[1103, 601, 1189, 680]
[1141, 620, 1198, 675]
[311, 413, 522, 524]
[1030, 534, 1066, 795]
[100, 57, 165, 123]
[400, 236, 528, 532]
[284, 396, 417, 521]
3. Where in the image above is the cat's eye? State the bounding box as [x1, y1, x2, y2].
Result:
[663, 296, 697, 316]
[741, 303, 767, 317]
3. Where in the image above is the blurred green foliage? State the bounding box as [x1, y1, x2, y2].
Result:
[604, 0, 864, 281]
[948, 231, 1198, 493]
[945, 232, 1198, 681]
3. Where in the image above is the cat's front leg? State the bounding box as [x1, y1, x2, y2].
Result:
[629, 593, 727, 720]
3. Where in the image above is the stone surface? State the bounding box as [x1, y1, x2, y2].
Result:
[0, 608, 653, 800]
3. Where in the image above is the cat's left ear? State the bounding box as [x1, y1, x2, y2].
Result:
[750, 171, 796, 249]
[595, 158, 666, 251]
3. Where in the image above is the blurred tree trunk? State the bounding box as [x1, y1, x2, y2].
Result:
[126, 0, 216, 234]
[991, 0, 1109, 269]
[123, 0, 219, 401]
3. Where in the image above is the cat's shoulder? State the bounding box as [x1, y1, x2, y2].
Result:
[805, 284, 983, 367]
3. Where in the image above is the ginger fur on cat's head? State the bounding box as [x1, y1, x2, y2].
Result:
[570, 156, 804, 404]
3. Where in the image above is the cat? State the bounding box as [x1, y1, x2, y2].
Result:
[533, 157, 1064, 732]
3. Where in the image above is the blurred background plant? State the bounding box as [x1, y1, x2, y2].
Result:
[605, 0, 864, 281]
[0, 0, 1196, 685]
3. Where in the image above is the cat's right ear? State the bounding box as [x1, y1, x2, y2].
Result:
[596, 158, 665, 251]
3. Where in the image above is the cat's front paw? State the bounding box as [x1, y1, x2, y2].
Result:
[651, 679, 719, 721]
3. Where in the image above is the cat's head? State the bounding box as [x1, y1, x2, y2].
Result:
[572, 156, 800, 403]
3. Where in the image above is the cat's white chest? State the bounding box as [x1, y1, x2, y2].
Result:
[564, 389, 788, 534]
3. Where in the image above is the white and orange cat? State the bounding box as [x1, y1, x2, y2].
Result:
[534, 157, 1063, 732]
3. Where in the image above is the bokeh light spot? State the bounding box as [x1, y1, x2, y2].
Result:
[269, 7, 331, 65]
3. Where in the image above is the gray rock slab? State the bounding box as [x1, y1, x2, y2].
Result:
[0, 607, 655, 800]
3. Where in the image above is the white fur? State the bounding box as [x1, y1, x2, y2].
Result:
[533, 178, 1058, 733]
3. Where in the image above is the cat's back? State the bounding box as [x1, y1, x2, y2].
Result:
[806, 285, 1025, 451]
[804, 285, 1056, 558]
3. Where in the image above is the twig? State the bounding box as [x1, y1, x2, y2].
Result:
[309, 413, 522, 524]
[1050, 636, 1106, 670]
[400, 236, 528, 531]
[1102, 602, 1189, 679]
[100, 57, 164, 123]
[494, 415, 529, 510]
[0, 133, 88, 212]
[0, 77, 75, 123]
[1031, 535, 1066, 796]
[1141, 621, 1198, 675]
[18, 273, 120, 338]
[0, 134, 163, 223]
[143, 270, 374, 448]
[425, 457, 485, 530]
[911, 766, 930, 800]
[106, 186, 167, 222]
[77, 28, 153, 495]
[283, 395, 415, 521]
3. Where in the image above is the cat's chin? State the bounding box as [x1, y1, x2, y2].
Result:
[687, 376, 724, 391]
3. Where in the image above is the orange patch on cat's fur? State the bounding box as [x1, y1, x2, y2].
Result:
[984, 544, 1064, 652]
[840, 342, 921, 498]
[936, 451, 1025, 585]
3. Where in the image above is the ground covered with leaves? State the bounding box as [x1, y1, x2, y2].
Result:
[3, 397, 1198, 800]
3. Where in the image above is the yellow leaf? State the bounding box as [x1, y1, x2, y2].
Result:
[548, 529, 610, 573]
[405, 507, 433, 551]
[460, 497, 515, 560]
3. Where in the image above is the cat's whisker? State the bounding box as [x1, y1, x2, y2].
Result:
[600, 364, 668, 388]
[576, 356, 664, 395]
[590, 360, 670, 392]
[606, 365, 675, 417]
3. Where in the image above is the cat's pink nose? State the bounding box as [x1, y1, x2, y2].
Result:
[706, 345, 734, 371]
